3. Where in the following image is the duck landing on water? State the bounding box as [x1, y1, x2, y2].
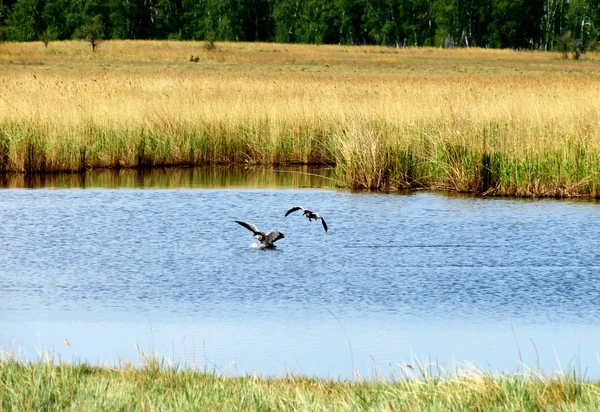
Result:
[235, 220, 285, 249]
[285, 206, 328, 232]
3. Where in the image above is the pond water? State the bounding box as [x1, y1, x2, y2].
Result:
[1, 167, 600, 380]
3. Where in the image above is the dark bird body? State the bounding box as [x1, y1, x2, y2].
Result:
[235, 220, 285, 249]
[285, 206, 328, 232]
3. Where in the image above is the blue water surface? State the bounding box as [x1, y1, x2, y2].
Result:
[1, 182, 600, 379]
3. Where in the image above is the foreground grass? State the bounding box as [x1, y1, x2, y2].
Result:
[2, 41, 600, 196]
[1, 359, 600, 411]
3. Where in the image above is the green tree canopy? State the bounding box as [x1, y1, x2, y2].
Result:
[1, 0, 599, 50]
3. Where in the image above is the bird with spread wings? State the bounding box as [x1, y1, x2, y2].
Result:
[285, 206, 328, 232]
[235, 220, 285, 249]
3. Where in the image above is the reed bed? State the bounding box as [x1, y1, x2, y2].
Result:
[1, 40, 600, 196]
[1, 356, 600, 411]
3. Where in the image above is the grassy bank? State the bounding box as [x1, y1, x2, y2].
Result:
[1, 359, 600, 411]
[1, 41, 600, 196]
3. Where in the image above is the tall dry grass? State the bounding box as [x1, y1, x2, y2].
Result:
[1, 40, 600, 196]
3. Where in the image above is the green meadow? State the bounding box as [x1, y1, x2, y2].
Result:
[1, 358, 600, 411]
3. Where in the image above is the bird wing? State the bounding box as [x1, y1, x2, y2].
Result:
[285, 206, 305, 216]
[235, 220, 260, 234]
[264, 230, 285, 244]
[320, 217, 328, 232]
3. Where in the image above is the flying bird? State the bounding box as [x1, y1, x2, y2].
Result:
[235, 220, 285, 249]
[285, 206, 328, 232]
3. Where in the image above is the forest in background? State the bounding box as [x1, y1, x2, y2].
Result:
[0, 0, 599, 52]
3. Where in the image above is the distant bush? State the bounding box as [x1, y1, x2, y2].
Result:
[74, 16, 104, 52]
[39, 28, 58, 48]
[555, 31, 595, 60]
[204, 32, 216, 51]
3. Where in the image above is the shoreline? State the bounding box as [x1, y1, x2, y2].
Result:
[2, 162, 600, 199]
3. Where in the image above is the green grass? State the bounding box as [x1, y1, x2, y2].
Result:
[332, 119, 600, 196]
[0, 119, 335, 171]
[1, 357, 600, 411]
[3, 117, 600, 197]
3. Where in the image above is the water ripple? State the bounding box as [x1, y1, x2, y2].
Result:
[2, 189, 600, 377]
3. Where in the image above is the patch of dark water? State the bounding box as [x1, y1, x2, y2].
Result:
[0, 165, 336, 189]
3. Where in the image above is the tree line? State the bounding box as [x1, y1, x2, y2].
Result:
[0, 0, 598, 53]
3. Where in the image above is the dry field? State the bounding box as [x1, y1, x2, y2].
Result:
[1, 40, 600, 195]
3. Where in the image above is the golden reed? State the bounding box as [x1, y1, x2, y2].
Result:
[1, 41, 600, 196]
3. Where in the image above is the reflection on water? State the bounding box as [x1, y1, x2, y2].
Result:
[0, 166, 336, 189]
[1, 175, 600, 379]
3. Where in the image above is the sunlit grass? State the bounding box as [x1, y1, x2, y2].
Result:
[1, 40, 600, 196]
[1, 354, 599, 411]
